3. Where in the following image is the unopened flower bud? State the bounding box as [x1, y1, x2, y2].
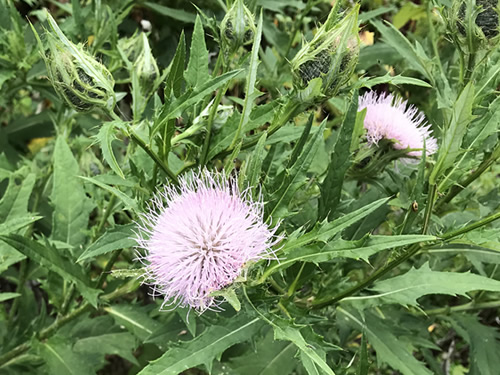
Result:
[32, 10, 115, 112]
[454, 0, 499, 41]
[118, 32, 160, 95]
[291, 5, 360, 98]
[220, 0, 257, 52]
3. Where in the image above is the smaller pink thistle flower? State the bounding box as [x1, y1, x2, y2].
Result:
[135, 169, 281, 312]
[358, 91, 438, 157]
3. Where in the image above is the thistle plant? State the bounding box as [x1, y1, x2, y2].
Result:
[1, 1, 500, 374]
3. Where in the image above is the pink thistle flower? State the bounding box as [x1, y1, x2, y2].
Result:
[135, 169, 281, 312]
[358, 91, 438, 157]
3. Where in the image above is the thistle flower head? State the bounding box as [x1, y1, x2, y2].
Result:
[135, 169, 281, 312]
[31, 10, 115, 112]
[450, 0, 499, 44]
[221, 0, 256, 52]
[291, 5, 360, 98]
[359, 91, 438, 157]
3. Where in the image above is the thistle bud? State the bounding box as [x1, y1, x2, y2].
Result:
[32, 10, 115, 112]
[291, 5, 360, 98]
[118, 32, 160, 94]
[454, 0, 499, 41]
[220, 0, 257, 52]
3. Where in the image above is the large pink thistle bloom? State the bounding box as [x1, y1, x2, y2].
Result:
[135, 169, 281, 312]
[358, 91, 438, 157]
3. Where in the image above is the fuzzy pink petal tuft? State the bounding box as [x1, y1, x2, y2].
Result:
[135, 169, 281, 312]
[359, 91, 438, 157]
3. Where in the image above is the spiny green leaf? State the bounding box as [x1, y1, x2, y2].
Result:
[51, 137, 94, 249]
[0, 173, 36, 223]
[96, 121, 125, 179]
[185, 15, 209, 88]
[0, 234, 101, 307]
[137, 315, 264, 375]
[37, 336, 95, 375]
[104, 305, 162, 341]
[165, 31, 186, 98]
[77, 223, 137, 262]
[343, 262, 500, 310]
[339, 308, 432, 375]
[79, 176, 138, 212]
[0, 215, 42, 235]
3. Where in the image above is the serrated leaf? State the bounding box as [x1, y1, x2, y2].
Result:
[96, 121, 125, 179]
[78, 224, 137, 262]
[0, 234, 101, 307]
[0, 215, 42, 235]
[242, 132, 267, 191]
[272, 318, 335, 375]
[319, 91, 358, 221]
[339, 308, 432, 375]
[342, 262, 500, 310]
[357, 73, 431, 89]
[38, 336, 95, 375]
[104, 305, 162, 341]
[137, 315, 263, 375]
[284, 197, 391, 252]
[267, 120, 326, 219]
[51, 137, 94, 248]
[152, 69, 242, 137]
[79, 176, 138, 212]
[0, 173, 36, 223]
[165, 31, 186, 98]
[430, 83, 474, 185]
[185, 15, 209, 88]
[449, 315, 500, 375]
[261, 235, 435, 280]
[73, 332, 139, 366]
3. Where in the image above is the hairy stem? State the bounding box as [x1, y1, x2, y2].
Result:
[425, 300, 500, 315]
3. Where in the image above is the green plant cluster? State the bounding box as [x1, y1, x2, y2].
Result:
[0, 0, 499, 374]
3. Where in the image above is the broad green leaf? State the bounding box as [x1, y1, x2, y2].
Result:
[449, 315, 500, 375]
[267, 120, 326, 219]
[37, 336, 95, 375]
[241, 132, 268, 192]
[51, 137, 94, 248]
[165, 31, 186, 98]
[137, 315, 264, 375]
[0, 215, 41, 235]
[144, 2, 196, 23]
[104, 305, 162, 341]
[371, 20, 431, 80]
[0, 234, 101, 307]
[185, 15, 209, 88]
[227, 329, 297, 375]
[261, 235, 435, 280]
[319, 91, 358, 221]
[231, 12, 263, 146]
[73, 332, 139, 366]
[272, 318, 335, 375]
[339, 308, 432, 375]
[0, 242, 25, 274]
[0, 292, 21, 302]
[343, 262, 500, 309]
[77, 223, 137, 262]
[79, 176, 138, 212]
[0, 173, 36, 223]
[430, 83, 474, 185]
[96, 121, 125, 179]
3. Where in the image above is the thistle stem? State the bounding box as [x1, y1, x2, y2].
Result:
[422, 183, 437, 235]
[425, 300, 500, 315]
[95, 250, 123, 289]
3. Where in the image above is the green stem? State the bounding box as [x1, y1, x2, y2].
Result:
[440, 210, 500, 241]
[95, 249, 123, 289]
[8, 260, 28, 323]
[200, 83, 227, 165]
[128, 130, 179, 184]
[422, 183, 437, 235]
[425, 300, 500, 315]
[437, 143, 500, 208]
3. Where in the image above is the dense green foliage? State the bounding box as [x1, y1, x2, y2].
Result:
[1, 0, 499, 374]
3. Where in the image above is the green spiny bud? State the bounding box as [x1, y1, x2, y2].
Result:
[291, 5, 360, 98]
[220, 0, 257, 52]
[454, 0, 499, 41]
[118, 32, 160, 95]
[31, 10, 115, 112]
